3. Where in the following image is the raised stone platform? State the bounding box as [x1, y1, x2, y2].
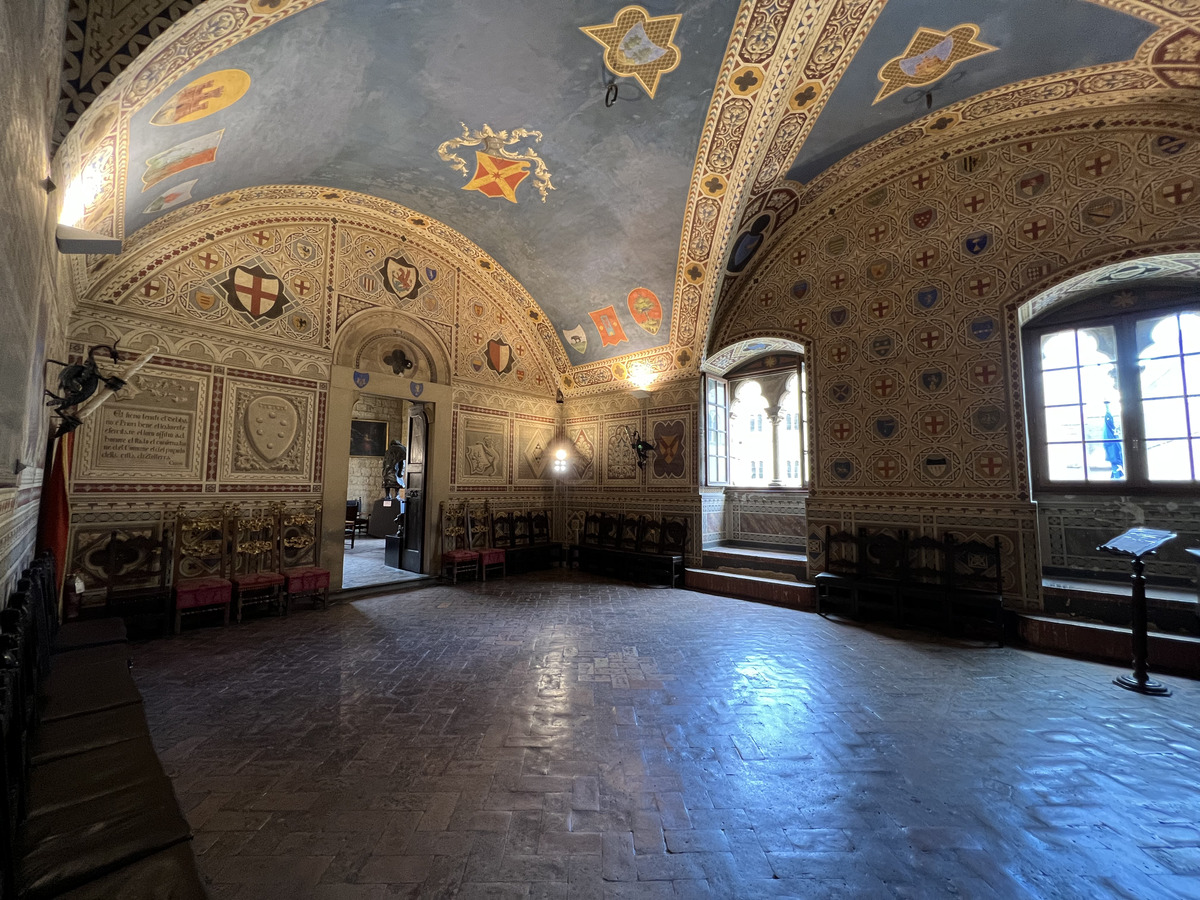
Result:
[685, 567, 815, 610]
[700, 543, 807, 582]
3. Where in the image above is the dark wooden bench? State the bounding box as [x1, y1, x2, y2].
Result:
[0, 553, 205, 899]
[574, 513, 687, 587]
[490, 509, 556, 573]
[815, 526, 1005, 644]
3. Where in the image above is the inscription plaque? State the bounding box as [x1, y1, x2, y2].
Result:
[95, 406, 193, 471]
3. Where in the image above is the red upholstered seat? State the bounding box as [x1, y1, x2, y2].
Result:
[174, 577, 231, 610]
[441, 548, 478, 584]
[283, 565, 330, 609]
[234, 572, 284, 590]
[478, 547, 505, 581]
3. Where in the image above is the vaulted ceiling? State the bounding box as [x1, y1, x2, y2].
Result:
[55, 0, 1199, 391]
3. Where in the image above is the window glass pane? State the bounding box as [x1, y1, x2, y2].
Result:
[1190, 398, 1200, 437]
[1085, 442, 1126, 481]
[1144, 398, 1187, 439]
[1078, 326, 1118, 365]
[1047, 443, 1084, 481]
[1041, 331, 1078, 369]
[1146, 438, 1193, 481]
[1181, 313, 1200, 354]
[1141, 356, 1185, 400]
[1186, 355, 1200, 396]
[1042, 369, 1080, 405]
[1138, 314, 1181, 360]
[1080, 364, 1119, 405]
[1044, 406, 1082, 443]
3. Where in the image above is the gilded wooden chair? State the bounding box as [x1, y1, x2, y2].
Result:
[278, 505, 330, 610]
[468, 501, 505, 581]
[172, 507, 232, 634]
[230, 507, 286, 622]
[439, 501, 478, 584]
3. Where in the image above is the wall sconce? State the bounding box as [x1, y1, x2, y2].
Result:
[624, 428, 654, 469]
[552, 447, 570, 475]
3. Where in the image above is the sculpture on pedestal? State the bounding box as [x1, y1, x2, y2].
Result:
[382, 439, 407, 535]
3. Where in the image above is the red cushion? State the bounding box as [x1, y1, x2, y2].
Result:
[283, 566, 330, 592]
[175, 577, 231, 610]
[478, 549, 505, 564]
[234, 572, 285, 590]
[443, 550, 479, 562]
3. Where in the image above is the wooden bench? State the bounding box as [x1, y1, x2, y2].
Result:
[1, 553, 205, 899]
[573, 512, 687, 587]
[490, 509, 556, 574]
[815, 526, 1005, 645]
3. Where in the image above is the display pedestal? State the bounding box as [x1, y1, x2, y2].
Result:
[1098, 527, 1176, 697]
[384, 535, 404, 569]
[368, 497, 404, 538]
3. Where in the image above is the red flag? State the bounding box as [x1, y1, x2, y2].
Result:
[36, 430, 73, 604]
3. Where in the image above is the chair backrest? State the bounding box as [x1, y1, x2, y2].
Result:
[618, 515, 640, 551]
[823, 526, 858, 576]
[582, 513, 601, 545]
[905, 534, 945, 584]
[466, 502, 492, 551]
[277, 504, 323, 569]
[439, 501, 469, 554]
[104, 528, 169, 600]
[945, 534, 1003, 595]
[491, 510, 513, 549]
[530, 510, 550, 544]
[173, 507, 230, 583]
[639, 515, 662, 553]
[232, 508, 280, 577]
[345, 499, 360, 521]
[598, 513, 620, 547]
[660, 515, 688, 555]
[512, 512, 532, 546]
[859, 528, 907, 581]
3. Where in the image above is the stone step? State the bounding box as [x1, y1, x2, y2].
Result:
[685, 568, 815, 610]
[1017, 613, 1200, 679]
[700, 545, 807, 582]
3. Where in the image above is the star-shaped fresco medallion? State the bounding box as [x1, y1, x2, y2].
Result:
[581, 6, 682, 99]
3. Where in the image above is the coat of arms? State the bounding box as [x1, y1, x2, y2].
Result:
[382, 256, 422, 301]
[438, 123, 554, 203]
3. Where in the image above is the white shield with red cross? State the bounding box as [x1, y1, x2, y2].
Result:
[225, 265, 285, 320]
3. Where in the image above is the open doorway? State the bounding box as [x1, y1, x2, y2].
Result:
[343, 392, 426, 589]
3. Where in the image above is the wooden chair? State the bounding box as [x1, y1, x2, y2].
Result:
[344, 500, 360, 548]
[439, 501, 478, 584]
[467, 502, 505, 582]
[279, 505, 330, 610]
[93, 528, 172, 637]
[230, 507, 286, 623]
[172, 508, 232, 634]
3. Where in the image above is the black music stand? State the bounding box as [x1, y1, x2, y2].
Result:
[1098, 527, 1176, 696]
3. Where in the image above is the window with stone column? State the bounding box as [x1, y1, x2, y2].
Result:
[728, 369, 807, 488]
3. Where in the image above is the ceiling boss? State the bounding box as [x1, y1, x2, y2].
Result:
[438, 123, 555, 203]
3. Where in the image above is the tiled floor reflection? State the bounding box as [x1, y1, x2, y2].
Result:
[132, 571, 1200, 899]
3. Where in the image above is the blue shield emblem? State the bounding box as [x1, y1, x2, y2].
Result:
[870, 335, 894, 358]
[921, 369, 945, 392]
[874, 417, 897, 439]
[791, 281, 808, 300]
[829, 382, 853, 404]
[965, 232, 990, 255]
[425, 266, 438, 281]
[970, 316, 996, 342]
[409, 381, 424, 398]
[832, 459, 854, 480]
[972, 406, 1004, 432]
[353, 371, 369, 389]
[829, 306, 848, 327]
[916, 287, 939, 309]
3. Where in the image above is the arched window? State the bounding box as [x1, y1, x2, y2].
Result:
[706, 353, 809, 487]
[1026, 299, 1200, 488]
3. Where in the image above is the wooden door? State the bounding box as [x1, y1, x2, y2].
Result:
[402, 404, 427, 572]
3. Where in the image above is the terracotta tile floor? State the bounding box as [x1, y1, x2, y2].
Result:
[132, 571, 1200, 899]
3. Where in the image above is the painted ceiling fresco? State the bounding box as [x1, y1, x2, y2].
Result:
[118, 0, 740, 365]
[58, 0, 1189, 391]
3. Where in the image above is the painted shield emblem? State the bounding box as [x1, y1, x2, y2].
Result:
[652, 420, 686, 478]
[829, 382, 853, 404]
[245, 395, 298, 462]
[965, 232, 990, 255]
[868, 259, 890, 281]
[1083, 197, 1122, 226]
[410, 381, 424, 398]
[870, 335, 894, 358]
[425, 266, 438, 282]
[829, 306, 848, 327]
[921, 369, 945, 392]
[563, 325, 588, 354]
[924, 454, 949, 478]
[791, 281, 808, 300]
[832, 459, 854, 480]
[1017, 170, 1048, 197]
[383, 256, 421, 300]
[485, 338, 516, 376]
[225, 265, 284, 320]
[874, 417, 897, 439]
[972, 405, 1004, 432]
[353, 371, 370, 389]
[190, 288, 217, 312]
[627, 288, 663, 335]
[911, 207, 936, 230]
[1153, 135, 1189, 157]
[916, 287, 940, 309]
[970, 316, 996, 342]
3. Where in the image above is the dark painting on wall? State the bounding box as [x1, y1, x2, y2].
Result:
[349, 420, 387, 457]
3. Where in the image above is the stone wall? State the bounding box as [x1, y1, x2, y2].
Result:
[721, 489, 806, 549]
